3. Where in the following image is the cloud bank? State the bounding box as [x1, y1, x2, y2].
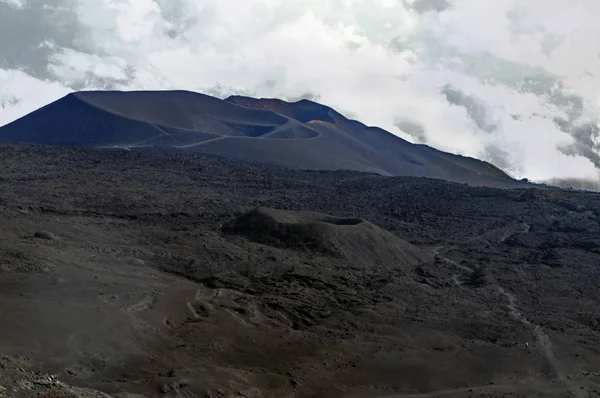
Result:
[1, 0, 599, 185]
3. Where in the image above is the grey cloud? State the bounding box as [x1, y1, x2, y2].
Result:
[154, 0, 204, 42]
[0, 96, 20, 109]
[554, 118, 600, 169]
[0, 2, 69, 79]
[413, 39, 587, 119]
[541, 177, 600, 192]
[483, 144, 512, 170]
[344, 41, 363, 52]
[458, 53, 586, 121]
[422, 43, 597, 172]
[403, 0, 450, 13]
[0, 1, 132, 89]
[505, 7, 565, 57]
[394, 120, 427, 143]
[441, 85, 497, 133]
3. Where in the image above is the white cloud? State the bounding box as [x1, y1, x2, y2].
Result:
[0, 0, 24, 8]
[0, 0, 599, 182]
[0, 69, 70, 122]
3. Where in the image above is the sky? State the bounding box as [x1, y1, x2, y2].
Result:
[0, 0, 599, 188]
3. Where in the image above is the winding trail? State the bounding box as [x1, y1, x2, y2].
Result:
[423, 224, 585, 397]
[495, 286, 565, 381]
[175, 134, 228, 148]
[495, 287, 585, 398]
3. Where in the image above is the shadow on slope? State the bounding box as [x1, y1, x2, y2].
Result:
[222, 207, 432, 268]
[227, 95, 521, 187]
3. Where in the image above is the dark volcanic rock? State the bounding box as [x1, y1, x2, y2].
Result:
[0, 143, 597, 397]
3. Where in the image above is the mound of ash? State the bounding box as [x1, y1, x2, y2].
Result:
[222, 207, 432, 268]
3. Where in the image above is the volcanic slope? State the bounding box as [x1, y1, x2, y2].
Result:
[0, 90, 522, 187]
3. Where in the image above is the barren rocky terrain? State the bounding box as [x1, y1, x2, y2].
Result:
[0, 143, 599, 397]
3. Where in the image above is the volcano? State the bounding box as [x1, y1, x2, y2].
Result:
[0, 90, 524, 187]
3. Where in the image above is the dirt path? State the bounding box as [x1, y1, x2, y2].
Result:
[494, 285, 585, 398]
[151, 123, 186, 145]
[431, 225, 586, 398]
[496, 286, 562, 375]
[175, 134, 228, 148]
